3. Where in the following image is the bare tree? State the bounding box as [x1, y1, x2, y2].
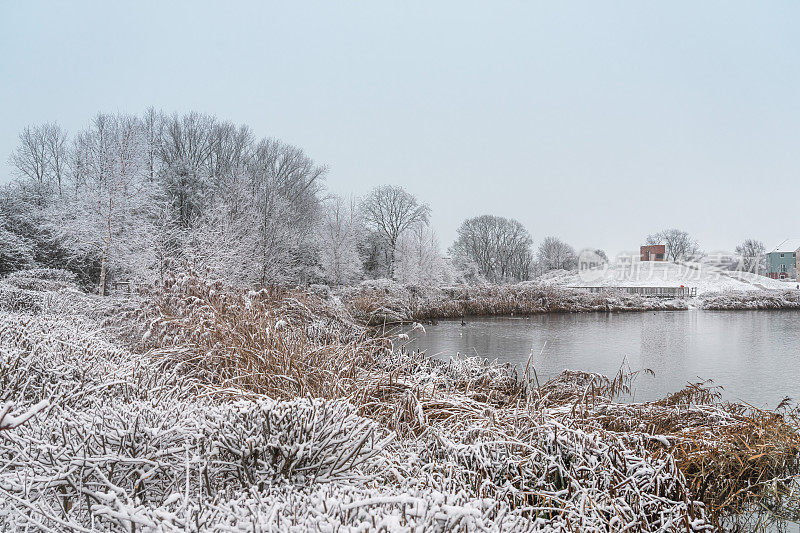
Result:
[160, 112, 216, 227]
[735, 239, 766, 273]
[10, 126, 47, 183]
[43, 123, 68, 197]
[450, 215, 533, 283]
[10, 125, 50, 202]
[209, 121, 253, 190]
[142, 107, 165, 183]
[361, 185, 430, 278]
[645, 229, 702, 261]
[538, 236, 577, 272]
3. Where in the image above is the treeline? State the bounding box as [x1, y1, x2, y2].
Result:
[2, 111, 334, 293]
[0, 110, 597, 293]
[5, 110, 765, 294]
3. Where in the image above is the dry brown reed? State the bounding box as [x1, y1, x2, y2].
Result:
[533, 371, 800, 526]
[142, 272, 389, 400]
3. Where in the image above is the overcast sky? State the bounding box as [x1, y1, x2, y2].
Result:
[1, 1, 798, 256]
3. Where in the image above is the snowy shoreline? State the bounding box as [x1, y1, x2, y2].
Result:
[334, 279, 800, 326]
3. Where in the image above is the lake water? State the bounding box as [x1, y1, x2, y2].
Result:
[400, 310, 800, 408]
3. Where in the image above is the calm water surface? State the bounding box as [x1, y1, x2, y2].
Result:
[402, 310, 800, 408]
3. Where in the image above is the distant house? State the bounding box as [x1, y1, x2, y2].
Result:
[765, 239, 800, 280]
[640, 245, 666, 262]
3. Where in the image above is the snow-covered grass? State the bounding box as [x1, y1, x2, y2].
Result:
[1, 269, 799, 531]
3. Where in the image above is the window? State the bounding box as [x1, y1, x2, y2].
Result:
[781, 253, 785, 258]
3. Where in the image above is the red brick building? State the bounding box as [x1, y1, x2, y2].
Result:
[640, 245, 666, 261]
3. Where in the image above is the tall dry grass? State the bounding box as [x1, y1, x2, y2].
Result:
[142, 272, 389, 400]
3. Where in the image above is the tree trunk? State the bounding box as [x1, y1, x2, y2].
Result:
[98, 197, 113, 296]
[388, 238, 397, 279]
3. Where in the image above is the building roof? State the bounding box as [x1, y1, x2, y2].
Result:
[769, 239, 800, 254]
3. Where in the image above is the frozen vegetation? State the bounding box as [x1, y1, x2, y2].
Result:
[1, 269, 799, 531]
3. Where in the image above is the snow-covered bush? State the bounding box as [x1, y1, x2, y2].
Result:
[0, 313, 126, 405]
[0, 396, 392, 530]
[0, 284, 44, 313]
[3, 267, 78, 284]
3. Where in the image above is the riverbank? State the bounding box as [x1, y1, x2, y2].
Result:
[335, 279, 689, 325]
[333, 278, 800, 325]
[1, 269, 798, 531]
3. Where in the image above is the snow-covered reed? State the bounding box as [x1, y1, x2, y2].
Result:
[137, 271, 386, 399]
[700, 289, 800, 310]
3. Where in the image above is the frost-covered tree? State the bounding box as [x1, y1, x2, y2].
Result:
[0, 210, 35, 275]
[394, 223, 451, 286]
[50, 113, 152, 294]
[142, 107, 165, 183]
[319, 195, 363, 286]
[159, 112, 216, 228]
[537, 236, 577, 272]
[361, 185, 430, 278]
[246, 139, 326, 286]
[645, 229, 702, 262]
[359, 232, 390, 280]
[450, 215, 533, 283]
[5, 110, 331, 289]
[735, 239, 766, 273]
[184, 195, 258, 287]
[0, 180, 92, 280]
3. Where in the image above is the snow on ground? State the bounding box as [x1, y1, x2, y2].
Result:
[538, 260, 797, 295]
